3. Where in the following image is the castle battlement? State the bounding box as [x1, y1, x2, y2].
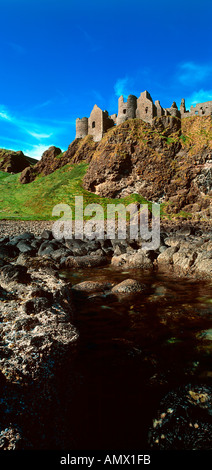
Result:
[76, 91, 212, 142]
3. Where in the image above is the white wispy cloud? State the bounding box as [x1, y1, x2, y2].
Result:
[0, 104, 68, 159]
[177, 62, 212, 86]
[0, 109, 12, 121]
[27, 130, 53, 139]
[22, 144, 53, 159]
[0, 105, 59, 141]
[24, 144, 65, 160]
[113, 69, 152, 100]
[114, 77, 133, 99]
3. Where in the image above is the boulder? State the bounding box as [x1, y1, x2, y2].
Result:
[40, 229, 54, 240]
[16, 241, 36, 254]
[38, 240, 60, 256]
[111, 279, 145, 294]
[19, 166, 34, 184]
[71, 280, 111, 295]
[111, 249, 153, 269]
[194, 250, 212, 277]
[50, 247, 72, 261]
[172, 248, 197, 272]
[64, 239, 88, 256]
[9, 232, 34, 246]
[157, 246, 179, 265]
[61, 254, 108, 268]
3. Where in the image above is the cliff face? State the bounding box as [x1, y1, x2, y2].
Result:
[18, 115, 212, 219]
[0, 149, 37, 174]
[83, 116, 212, 218]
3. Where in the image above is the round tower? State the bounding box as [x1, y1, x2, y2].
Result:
[117, 94, 137, 125]
[126, 95, 137, 119]
[76, 117, 88, 139]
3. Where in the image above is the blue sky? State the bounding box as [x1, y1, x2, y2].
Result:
[1, 0, 212, 159]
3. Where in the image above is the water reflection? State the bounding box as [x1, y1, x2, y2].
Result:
[60, 266, 212, 449]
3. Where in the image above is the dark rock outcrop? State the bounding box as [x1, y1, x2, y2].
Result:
[19, 146, 62, 183]
[0, 149, 37, 174]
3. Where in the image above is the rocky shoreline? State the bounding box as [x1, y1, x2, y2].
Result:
[0, 219, 211, 278]
[0, 219, 211, 449]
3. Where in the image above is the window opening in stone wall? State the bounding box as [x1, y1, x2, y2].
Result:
[123, 109, 126, 114]
[92, 121, 96, 128]
[145, 107, 148, 114]
[195, 111, 198, 115]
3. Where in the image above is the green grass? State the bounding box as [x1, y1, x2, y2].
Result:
[179, 135, 188, 143]
[0, 162, 155, 220]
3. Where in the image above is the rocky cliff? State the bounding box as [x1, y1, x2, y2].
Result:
[83, 116, 212, 218]
[18, 115, 212, 219]
[0, 149, 37, 174]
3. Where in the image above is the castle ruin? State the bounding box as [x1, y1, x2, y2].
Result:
[76, 91, 212, 142]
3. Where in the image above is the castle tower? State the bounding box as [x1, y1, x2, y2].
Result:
[87, 105, 114, 142]
[180, 98, 186, 114]
[155, 100, 164, 117]
[76, 117, 88, 139]
[116, 94, 137, 125]
[136, 91, 157, 124]
[88, 105, 104, 142]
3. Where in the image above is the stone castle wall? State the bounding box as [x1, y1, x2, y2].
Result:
[76, 91, 212, 142]
[189, 101, 212, 116]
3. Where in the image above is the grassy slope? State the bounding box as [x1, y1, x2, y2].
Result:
[0, 162, 150, 220]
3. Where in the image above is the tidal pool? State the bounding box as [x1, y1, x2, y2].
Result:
[59, 266, 212, 449]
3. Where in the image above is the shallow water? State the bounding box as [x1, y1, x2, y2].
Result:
[59, 266, 212, 450]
